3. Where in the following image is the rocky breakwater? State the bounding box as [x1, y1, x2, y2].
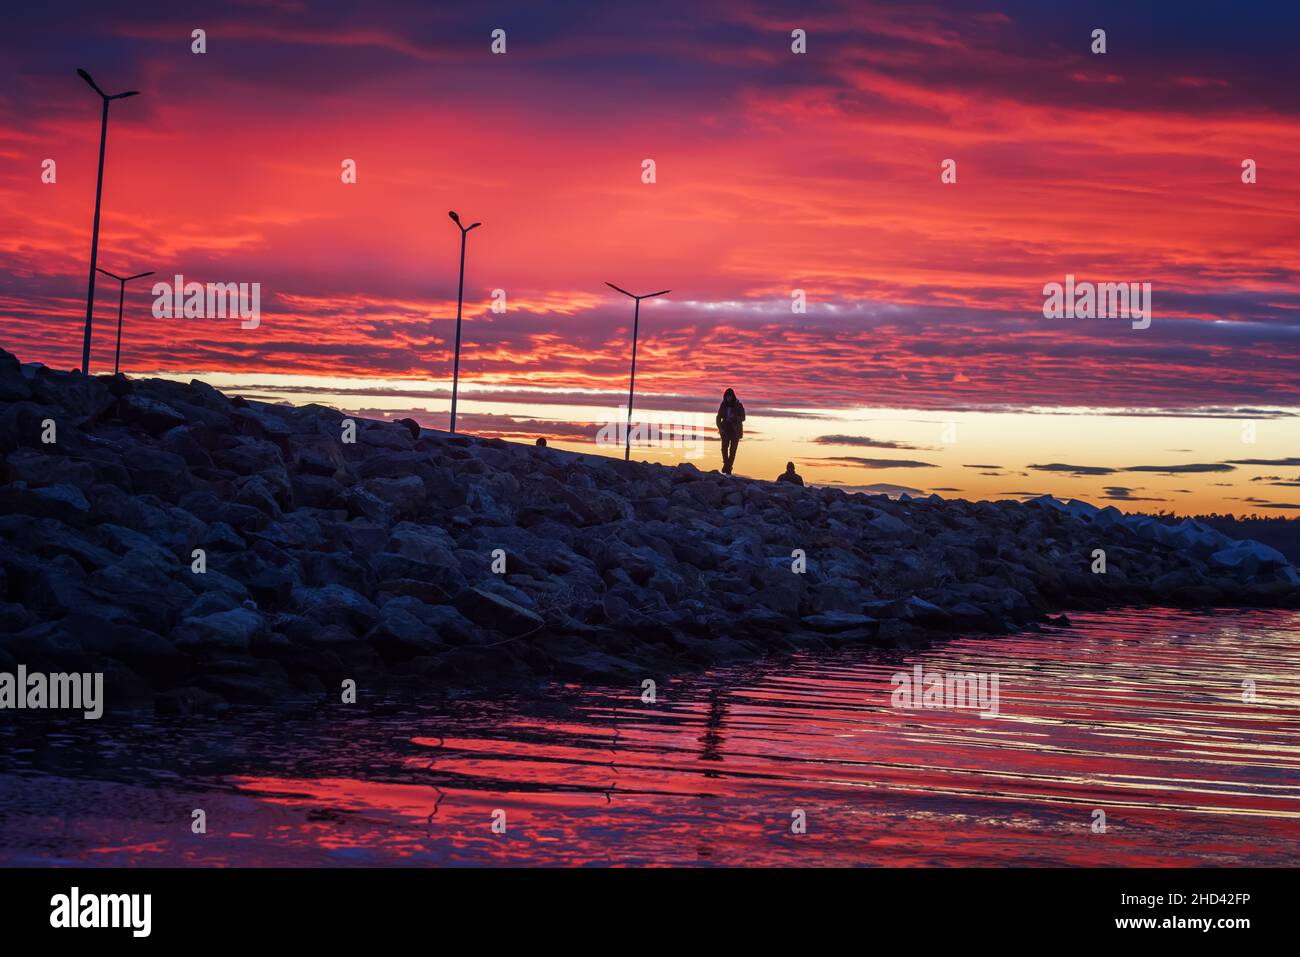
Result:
[1, 347, 1297, 714]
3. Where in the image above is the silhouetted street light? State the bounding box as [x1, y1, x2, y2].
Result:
[447, 210, 481, 433]
[605, 282, 671, 462]
[77, 68, 139, 375]
[95, 268, 154, 375]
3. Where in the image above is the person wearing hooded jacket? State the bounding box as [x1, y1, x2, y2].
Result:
[716, 388, 746, 474]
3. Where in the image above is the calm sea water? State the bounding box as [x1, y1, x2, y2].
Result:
[2, 608, 1298, 866]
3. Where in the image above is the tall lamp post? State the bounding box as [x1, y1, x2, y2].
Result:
[446, 210, 481, 433]
[77, 68, 139, 375]
[95, 268, 154, 375]
[604, 282, 671, 462]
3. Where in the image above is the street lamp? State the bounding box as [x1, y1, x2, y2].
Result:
[604, 282, 671, 462]
[95, 268, 154, 375]
[447, 210, 481, 433]
[77, 68, 139, 375]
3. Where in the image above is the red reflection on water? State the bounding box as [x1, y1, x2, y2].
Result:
[5, 608, 1299, 866]
[216, 610, 1300, 866]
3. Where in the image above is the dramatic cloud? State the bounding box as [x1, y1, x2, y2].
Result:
[1124, 463, 1236, 474]
[1, 0, 1298, 412]
[822, 482, 924, 497]
[805, 456, 939, 469]
[1102, 487, 1166, 502]
[1029, 462, 1118, 476]
[813, 434, 936, 450]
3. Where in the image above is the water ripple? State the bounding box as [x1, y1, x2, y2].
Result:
[1, 608, 1298, 865]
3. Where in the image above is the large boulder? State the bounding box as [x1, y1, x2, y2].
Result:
[118, 394, 187, 435]
[0, 350, 31, 401]
[363, 475, 426, 515]
[172, 607, 266, 651]
[453, 586, 544, 635]
[387, 522, 458, 568]
[291, 584, 380, 631]
[0, 482, 92, 522]
[1211, 540, 1288, 576]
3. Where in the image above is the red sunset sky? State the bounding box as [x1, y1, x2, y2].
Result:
[2, 0, 1298, 415]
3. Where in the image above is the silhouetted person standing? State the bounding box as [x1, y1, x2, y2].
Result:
[776, 461, 804, 485]
[716, 388, 745, 474]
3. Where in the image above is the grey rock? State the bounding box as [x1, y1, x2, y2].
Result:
[291, 584, 380, 631]
[0, 350, 31, 401]
[5, 449, 97, 490]
[118, 394, 187, 435]
[868, 510, 909, 535]
[387, 521, 457, 567]
[801, 611, 878, 632]
[453, 586, 544, 635]
[173, 607, 265, 651]
[363, 475, 426, 514]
